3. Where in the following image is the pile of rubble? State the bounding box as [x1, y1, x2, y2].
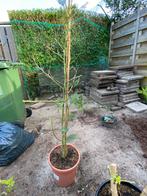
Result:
[88, 66, 144, 106]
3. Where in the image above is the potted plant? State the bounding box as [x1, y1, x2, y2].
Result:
[95, 164, 147, 196]
[44, 0, 81, 187]
[24, 0, 82, 187]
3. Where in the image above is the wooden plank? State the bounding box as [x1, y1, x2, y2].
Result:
[111, 52, 132, 58]
[112, 27, 135, 40]
[139, 23, 147, 31]
[132, 8, 140, 66]
[135, 60, 147, 66]
[135, 64, 147, 67]
[110, 65, 134, 70]
[0, 43, 5, 59]
[109, 164, 118, 196]
[136, 47, 147, 55]
[5, 26, 18, 62]
[140, 7, 147, 18]
[138, 34, 147, 43]
[112, 8, 147, 31]
[135, 69, 147, 76]
[112, 14, 137, 30]
[111, 39, 134, 49]
[110, 59, 132, 66]
[0, 27, 11, 61]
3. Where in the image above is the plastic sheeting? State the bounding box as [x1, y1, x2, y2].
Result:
[0, 122, 35, 166]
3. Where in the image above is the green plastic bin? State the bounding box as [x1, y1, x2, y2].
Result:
[0, 62, 25, 123]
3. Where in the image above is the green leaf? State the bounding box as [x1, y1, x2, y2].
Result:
[61, 127, 68, 133]
[67, 134, 77, 143]
[0, 176, 15, 193]
[137, 89, 142, 94]
[115, 175, 121, 185]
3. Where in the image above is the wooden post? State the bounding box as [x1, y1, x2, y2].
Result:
[109, 164, 118, 196]
[0, 25, 18, 62]
[108, 22, 113, 66]
[0, 26, 11, 60]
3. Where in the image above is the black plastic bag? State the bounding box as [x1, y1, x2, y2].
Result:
[0, 122, 35, 166]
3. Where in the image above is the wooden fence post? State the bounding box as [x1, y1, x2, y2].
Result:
[0, 25, 18, 62]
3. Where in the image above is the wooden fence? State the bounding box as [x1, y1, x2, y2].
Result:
[0, 24, 18, 62]
[109, 7, 147, 85]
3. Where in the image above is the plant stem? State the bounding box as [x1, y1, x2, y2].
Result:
[61, 0, 72, 159]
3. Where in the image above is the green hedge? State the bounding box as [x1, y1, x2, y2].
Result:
[9, 8, 110, 98]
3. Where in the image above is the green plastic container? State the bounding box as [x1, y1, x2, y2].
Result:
[0, 62, 25, 123]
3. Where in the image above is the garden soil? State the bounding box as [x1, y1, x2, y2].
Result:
[124, 116, 147, 158]
[0, 98, 147, 196]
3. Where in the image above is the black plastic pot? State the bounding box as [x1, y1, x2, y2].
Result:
[26, 108, 32, 118]
[95, 180, 142, 196]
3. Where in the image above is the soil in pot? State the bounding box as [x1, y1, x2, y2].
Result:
[50, 145, 79, 169]
[98, 183, 140, 196]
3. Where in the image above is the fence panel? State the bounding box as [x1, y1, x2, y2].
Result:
[0, 24, 18, 62]
[109, 7, 147, 85]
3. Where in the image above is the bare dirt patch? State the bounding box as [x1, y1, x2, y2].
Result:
[0, 99, 147, 196]
[124, 116, 147, 158]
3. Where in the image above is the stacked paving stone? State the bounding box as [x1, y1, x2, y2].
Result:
[89, 70, 117, 88]
[110, 66, 144, 104]
[89, 70, 119, 105]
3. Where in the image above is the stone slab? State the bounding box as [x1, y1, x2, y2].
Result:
[91, 88, 119, 96]
[121, 98, 140, 104]
[91, 70, 116, 76]
[116, 79, 129, 84]
[122, 75, 144, 81]
[126, 101, 147, 112]
[116, 79, 140, 84]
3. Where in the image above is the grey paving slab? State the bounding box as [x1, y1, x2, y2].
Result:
[126, 101, 147, 112]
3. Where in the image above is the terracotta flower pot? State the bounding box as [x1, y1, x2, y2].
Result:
[48, 144, 80, 187]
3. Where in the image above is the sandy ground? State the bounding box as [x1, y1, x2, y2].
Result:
[0, 98, 147, 196]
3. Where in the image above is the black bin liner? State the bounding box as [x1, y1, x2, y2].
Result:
[0, 122, 35, 166]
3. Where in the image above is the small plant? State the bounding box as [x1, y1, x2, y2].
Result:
[137, 87, 147, 103]
[108, 164, 147, 196]
[0, 177, 15, 196]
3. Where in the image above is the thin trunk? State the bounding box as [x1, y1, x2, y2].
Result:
[62, 0, 72, 158]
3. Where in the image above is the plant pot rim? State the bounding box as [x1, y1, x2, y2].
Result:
[48, 143, 80, 172]
[95, 179, 142, 196]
